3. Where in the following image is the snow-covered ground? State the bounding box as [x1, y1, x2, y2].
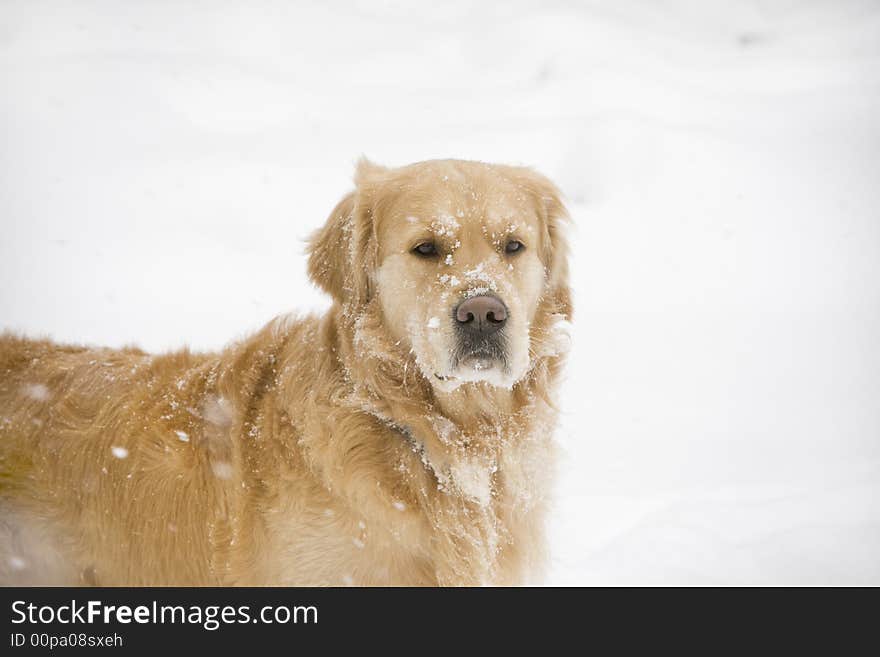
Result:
[2, 0, 878, 584]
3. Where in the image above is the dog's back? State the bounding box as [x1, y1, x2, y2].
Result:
[0, 333, 225, 585]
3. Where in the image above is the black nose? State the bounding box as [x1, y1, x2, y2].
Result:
[454, 295, 508, 335]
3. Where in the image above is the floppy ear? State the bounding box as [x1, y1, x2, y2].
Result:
[517, 168, 572, 318]
[307, 191, 355, 303]
[307, 158, 388, 307]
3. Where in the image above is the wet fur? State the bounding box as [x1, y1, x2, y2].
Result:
[0, 159, 571, 586]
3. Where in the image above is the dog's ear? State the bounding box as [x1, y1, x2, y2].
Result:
[515, 167, 572, 318]
[307, 191, 355, 303]
[307, 158, 388, 308]
[353, 156, 388, 188]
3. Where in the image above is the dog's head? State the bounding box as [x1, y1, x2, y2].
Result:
[308, 158, 570, 391]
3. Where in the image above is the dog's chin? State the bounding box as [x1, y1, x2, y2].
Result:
[432, 353, 517, 391]
[459, 353, 500, 372]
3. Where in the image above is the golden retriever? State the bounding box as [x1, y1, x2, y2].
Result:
[0, 158, 571, 586]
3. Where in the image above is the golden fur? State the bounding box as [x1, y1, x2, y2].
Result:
[0, 158, 571, 586]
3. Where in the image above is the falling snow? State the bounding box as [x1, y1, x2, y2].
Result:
[203, 396, 233, 427]
[22, 383, 49, 401]
[211, 462, 234, 479]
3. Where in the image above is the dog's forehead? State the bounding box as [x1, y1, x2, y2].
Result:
[397, 181, 537, 238]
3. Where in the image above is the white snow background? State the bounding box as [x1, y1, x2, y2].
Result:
[2, 0, 879, 585]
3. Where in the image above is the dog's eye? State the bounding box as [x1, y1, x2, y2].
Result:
[505, 240, 525, 254]
[413, 242, 438, 257]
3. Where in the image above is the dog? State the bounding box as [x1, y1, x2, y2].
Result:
[0, 158, 571, 586]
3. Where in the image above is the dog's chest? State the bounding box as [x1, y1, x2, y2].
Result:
[267, 505, 432, 586]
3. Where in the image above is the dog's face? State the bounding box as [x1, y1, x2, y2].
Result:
[309, 159, 570, 391]
[372, 172, 548, 390]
